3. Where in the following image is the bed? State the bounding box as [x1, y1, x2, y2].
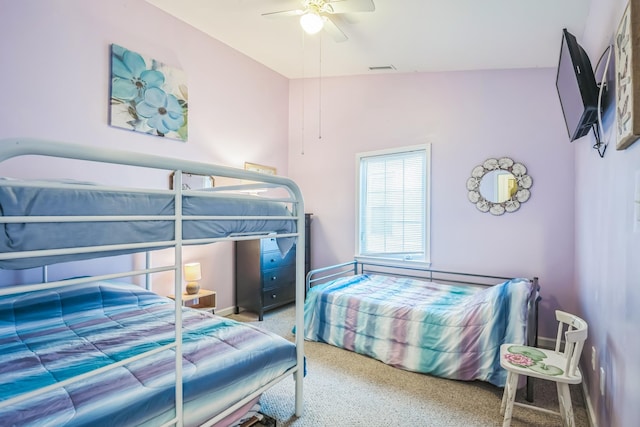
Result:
[0, 138, 305, 426]
[304, 261, 540, 397]
[0, 281, 296, 426]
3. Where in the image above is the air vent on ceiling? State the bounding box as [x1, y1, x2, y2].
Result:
[369, 65, 396, 71]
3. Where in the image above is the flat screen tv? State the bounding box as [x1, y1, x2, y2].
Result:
[556, 28, 599, 141]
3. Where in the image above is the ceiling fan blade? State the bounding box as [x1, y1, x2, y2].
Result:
[325, 0, 375, 14]
[261, 9, 304, 18]
[322, 17, 348, 42]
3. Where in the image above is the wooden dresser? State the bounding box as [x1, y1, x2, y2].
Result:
[235, 213, 311, 320]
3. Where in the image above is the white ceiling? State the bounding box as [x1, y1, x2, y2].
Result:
[146, 0, 592, 79]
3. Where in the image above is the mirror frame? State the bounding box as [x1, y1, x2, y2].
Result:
[466, 157, 532, 215]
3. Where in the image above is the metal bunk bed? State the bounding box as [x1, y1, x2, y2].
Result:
[0, 137, 305, 426]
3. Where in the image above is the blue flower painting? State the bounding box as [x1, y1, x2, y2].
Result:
[109, 44, 188, 141]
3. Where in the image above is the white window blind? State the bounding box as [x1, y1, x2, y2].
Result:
[356, 145, 430, 265]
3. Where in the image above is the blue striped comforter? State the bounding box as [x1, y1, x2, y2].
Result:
[0, 282, 296, 426]
[303, 274, 533, 386]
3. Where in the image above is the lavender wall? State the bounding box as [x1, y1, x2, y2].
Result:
[575, 0, 640, 426]
[0, 0, 290, 310]
[288, 70, 576, 340]
[286, 1, 639, 424]
[1, 0, 637, 425]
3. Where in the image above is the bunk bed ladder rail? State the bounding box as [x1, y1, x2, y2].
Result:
[173, 170, 185, 426]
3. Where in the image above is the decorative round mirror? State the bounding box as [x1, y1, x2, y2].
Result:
[466, 157, 532, 215]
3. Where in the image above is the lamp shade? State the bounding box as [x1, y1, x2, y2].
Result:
[184, 262, 202, 282]
[300, 11, 324, 34]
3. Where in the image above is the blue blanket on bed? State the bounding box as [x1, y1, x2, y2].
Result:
[303, 274, 533, 386]
[0, 179, 296, 269]
[0, 281, 297, 426]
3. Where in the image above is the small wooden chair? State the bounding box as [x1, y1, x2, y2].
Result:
[499, 310, 588, 427]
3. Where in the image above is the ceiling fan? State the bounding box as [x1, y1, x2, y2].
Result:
[262, 0, 375, 42]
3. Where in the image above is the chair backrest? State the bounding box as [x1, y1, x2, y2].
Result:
[553, 310, 588, 377]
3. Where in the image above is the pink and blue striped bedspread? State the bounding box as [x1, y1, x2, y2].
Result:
[303, 274, 533, 386]
[0, 281, 296, 426]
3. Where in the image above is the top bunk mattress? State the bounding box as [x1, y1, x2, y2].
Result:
[0, 280, 297, 426]
[0, 179, 296, 269]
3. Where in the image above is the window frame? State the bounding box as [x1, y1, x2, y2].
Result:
[355, 144, 431, 268]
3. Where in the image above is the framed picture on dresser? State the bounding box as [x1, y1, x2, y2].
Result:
[244, 162, 276, 175]
[169, 172, 215, 190]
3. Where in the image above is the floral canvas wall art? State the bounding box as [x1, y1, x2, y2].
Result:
[109, 44, 188, 141]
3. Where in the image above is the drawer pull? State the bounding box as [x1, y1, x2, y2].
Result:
[271, 276, 277, 281]
[271, 294, 277, 299]
[270, 258, 276, 263]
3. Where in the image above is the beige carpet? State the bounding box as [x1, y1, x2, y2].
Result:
[228, 306, 589, 427]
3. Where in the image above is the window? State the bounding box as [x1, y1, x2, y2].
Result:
[356, 145, 431, 267]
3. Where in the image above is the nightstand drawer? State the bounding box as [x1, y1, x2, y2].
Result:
[261, 266, 295, 290]
[261, 247, 295, 269]
[263, 286, 295, 309]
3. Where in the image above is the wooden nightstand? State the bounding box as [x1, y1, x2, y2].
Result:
[168, 289, 217, 313]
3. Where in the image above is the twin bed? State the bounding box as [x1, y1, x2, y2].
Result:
[304, 261, 540, 397]
[0, 138, 305, 426]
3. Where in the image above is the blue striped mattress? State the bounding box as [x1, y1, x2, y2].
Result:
[303, 274, 533, 386]
[0, 281, 297, 426]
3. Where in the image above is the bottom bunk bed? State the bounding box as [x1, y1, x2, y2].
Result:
[0, 280, 297, 427]
[304, 261, 540, 396]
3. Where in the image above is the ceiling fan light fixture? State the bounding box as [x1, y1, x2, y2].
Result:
[300, 11, 324, 34]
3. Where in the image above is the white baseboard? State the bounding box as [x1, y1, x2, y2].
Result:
[215, 306, 236, 317]
[580, 366, 598, 427]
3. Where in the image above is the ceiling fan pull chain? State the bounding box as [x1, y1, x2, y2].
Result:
[318, 33, 322, 140]
[301, 31, 306, 155]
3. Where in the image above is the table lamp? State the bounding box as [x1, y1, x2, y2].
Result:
[183, 262, 201, 295]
